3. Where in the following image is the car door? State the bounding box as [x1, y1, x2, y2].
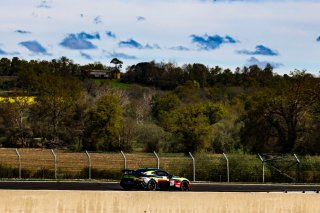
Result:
[154, 171, 169, 180]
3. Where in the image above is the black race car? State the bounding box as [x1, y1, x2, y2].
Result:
[120, 168, 191, 191]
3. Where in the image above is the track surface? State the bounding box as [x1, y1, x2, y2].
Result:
[0, 181, 319, 192]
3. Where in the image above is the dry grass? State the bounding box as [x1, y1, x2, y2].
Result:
[0, 149, 193, 170]
[0, 149, 240, 180]
[0, 148, 122, 174]
[1, 149, 317, 182]
[0, 148, 194, 178]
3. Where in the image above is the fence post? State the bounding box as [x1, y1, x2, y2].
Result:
[154, 151, 160, 169]
[223, 153, 230, 183]
[120, 151, 126, 170]
[85, 151, 91, 180]
[189, 152, 195, 182]
[15, 149, 21, 179]
[293, 153, 300, 164]
[258, 153, 264, 183]
[293, 153, 300, 182]
[51, 149, 57, 179]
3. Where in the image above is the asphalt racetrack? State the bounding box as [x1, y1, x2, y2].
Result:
[0, 181, 319, 192]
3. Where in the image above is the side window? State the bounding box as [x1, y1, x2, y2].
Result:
[156, 171, 169, 176]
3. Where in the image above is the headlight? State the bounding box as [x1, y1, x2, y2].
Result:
[143, 177, 150, 183]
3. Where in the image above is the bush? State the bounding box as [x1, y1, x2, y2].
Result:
[32, 168, 55, 179]
[0, 164, 31, 178]
[0, 164, 17, 178]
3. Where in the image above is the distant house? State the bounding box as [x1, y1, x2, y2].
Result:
[89, 70, 112, 78]
[88, 68, 121, 79]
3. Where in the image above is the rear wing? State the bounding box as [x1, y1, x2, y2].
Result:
[121, 169, 135, 174]
[121, 169, 149, 178]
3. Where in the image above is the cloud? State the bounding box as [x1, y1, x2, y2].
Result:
[169, 46, 190, 51]
[15, 30, 31, 34]
[119, 39, 144, 49]
[137, 16, 146, 21]
[0, 48, 8, 55]
[317, 36, 320, 42]
[60, 33, 98, 50]
[238, 45, 279, 56]
[202, 0, 296, 2]
[191, 34, 237, 50]
[77, 32, 100, 40]
[0, 48, 19, 55]
[37, 0, 51, 9]
[225, 36, 237, 43]
[80, 52, 93, 60]
[246, 57, 283, 69]
[108, 51, 137, 60]
[118, 39, 161, 49]
[94, 16, 102, 24]
[19, 40, 49, 55]
[106, 31, 116, 39]
[145, 43, 161, 49]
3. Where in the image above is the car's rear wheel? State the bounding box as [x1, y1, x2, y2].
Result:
[180, 181, 190, 191]
[147, 179, 157, 191]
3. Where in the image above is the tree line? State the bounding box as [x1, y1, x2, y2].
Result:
[1, 57, 320, 154]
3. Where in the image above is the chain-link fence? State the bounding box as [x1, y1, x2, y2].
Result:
[0, 148, 319, 183]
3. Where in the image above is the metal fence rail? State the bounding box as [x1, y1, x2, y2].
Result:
[0, 148, 319, 183]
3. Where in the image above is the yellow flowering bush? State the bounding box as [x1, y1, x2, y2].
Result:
[0, 96, 35, 105]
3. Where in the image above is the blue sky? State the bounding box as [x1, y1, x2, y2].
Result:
[1, 0, 320, 74]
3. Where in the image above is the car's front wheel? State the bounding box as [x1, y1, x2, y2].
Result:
[147, 179, 157, 191]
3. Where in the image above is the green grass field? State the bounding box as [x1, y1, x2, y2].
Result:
[94, 79, 130, 89]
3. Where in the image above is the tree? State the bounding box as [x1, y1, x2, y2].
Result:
[157, 62, 185, 90]
[135, 122, 171, 152]
[110, 58, 123, 69]
[240, 70, 320, 153]
[240, 92, 278, 153]
[63, 100, 89, 151]
[184, 63, 209, 88]
[151, 93, 181, 121]
[0, 58, 11, 76]
[158, 103, 226, 153]
[210, 103, 244, 153]
[83, 94, 123, 151]
[17, 62, 40, 94]
[174, 80, 202, 104]
[50, 57, 81, 76]
[0, 97, 33, 147]
[207, 66, 223, 86]
[29, 73, 83, 148]
[127, 90, 153, 124]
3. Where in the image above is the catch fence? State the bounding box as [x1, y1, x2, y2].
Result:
[0, 148, 319, 183]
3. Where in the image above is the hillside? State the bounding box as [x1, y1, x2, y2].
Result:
[1, 57, 320, 154]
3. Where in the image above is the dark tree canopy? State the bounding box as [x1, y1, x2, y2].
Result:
[110, 58, 123, 69]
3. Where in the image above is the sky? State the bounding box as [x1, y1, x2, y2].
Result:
[1, 0, 320, 75]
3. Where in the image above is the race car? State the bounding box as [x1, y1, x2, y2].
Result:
[120, 168, 191, 191]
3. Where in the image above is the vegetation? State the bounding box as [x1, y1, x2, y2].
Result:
[0, 57, 320, 156]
